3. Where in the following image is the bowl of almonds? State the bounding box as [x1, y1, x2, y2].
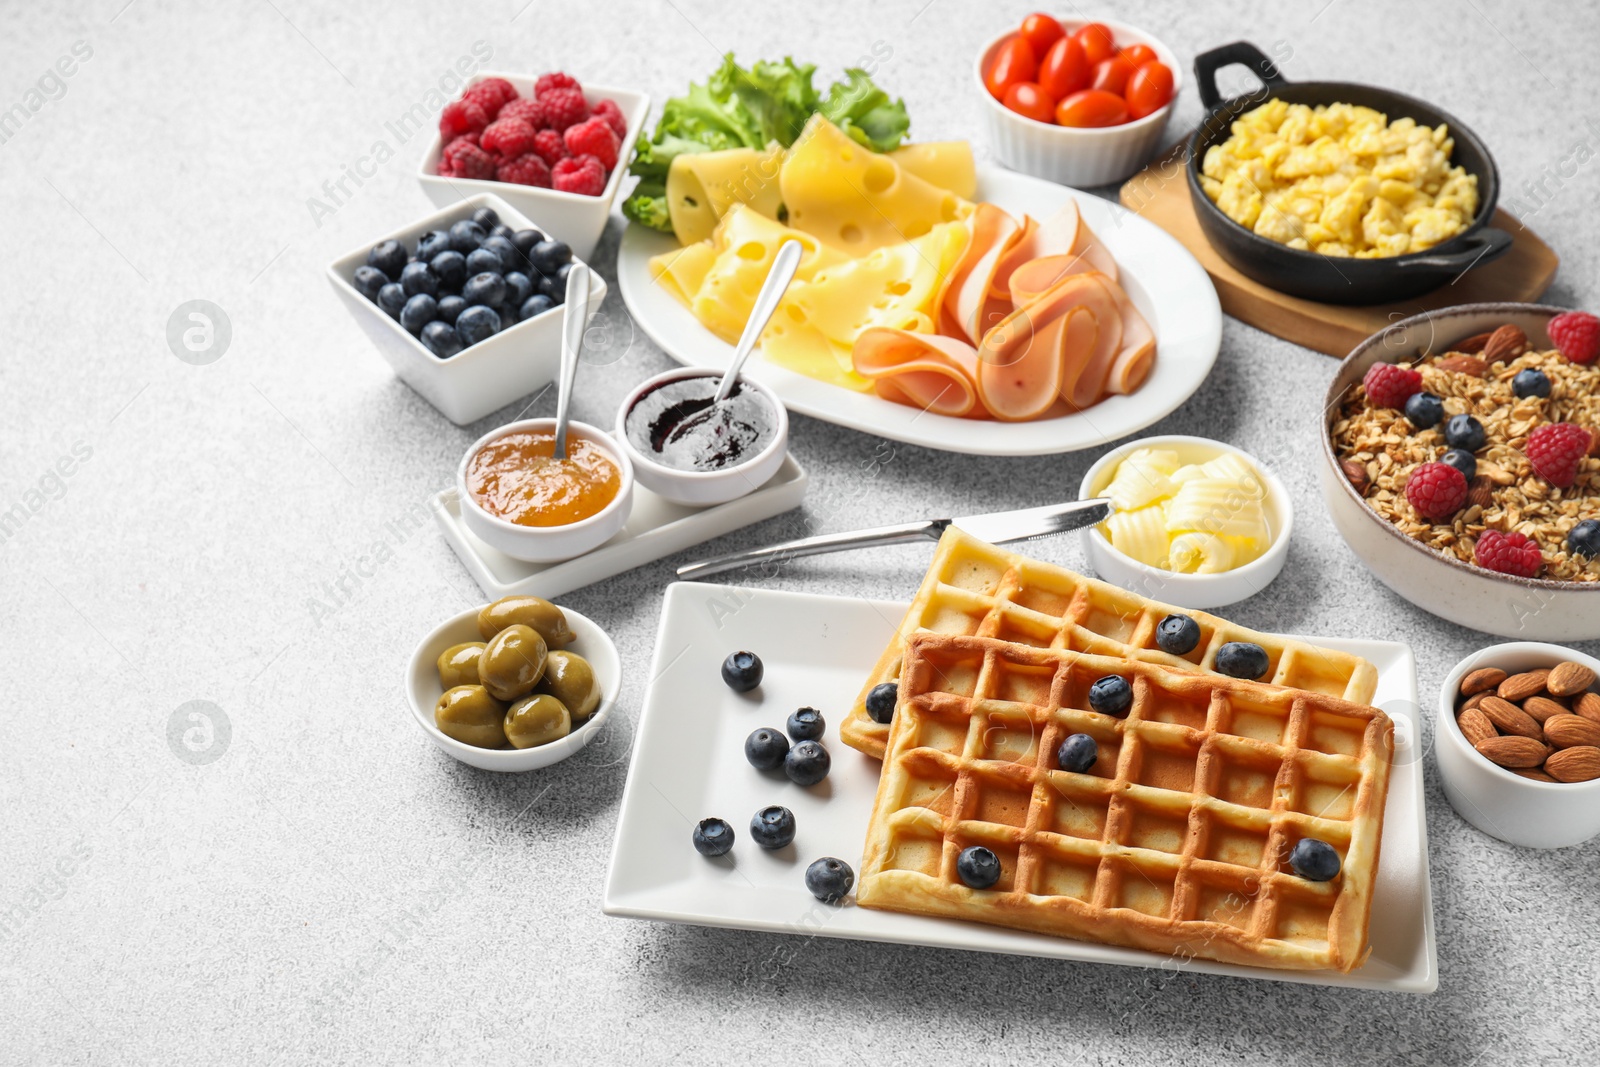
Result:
[1438, 642, 1600, 848]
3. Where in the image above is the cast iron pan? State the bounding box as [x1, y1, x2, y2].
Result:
[1185, 41, 1510, 305]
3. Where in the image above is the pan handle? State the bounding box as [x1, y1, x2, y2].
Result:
[1392, 227, 1514, 273]
[1193, 41, 1289, 111]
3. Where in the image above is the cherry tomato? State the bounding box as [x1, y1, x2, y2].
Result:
[985, 35, 1038, 100]
[1003, 81, 1058, 124]
[1125, 61, 1175, 119]
[1119, 43, 1158, 67]
[1090, 55, 1135, 96]
[1054, 88, 1130, 128]
[1019, 13, 1065, 56]
[1038, 35, 1091, 100]
[1072, 22, 1117, 65]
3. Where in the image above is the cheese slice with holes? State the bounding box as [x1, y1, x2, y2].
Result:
[887, 142, 977, 199]
[666, 145, 785, 247]
[681, 205, 847, 344]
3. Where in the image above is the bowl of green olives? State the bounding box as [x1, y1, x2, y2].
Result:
[405, 594, 620, 771]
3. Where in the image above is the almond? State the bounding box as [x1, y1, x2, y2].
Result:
[1546, 661, 1596, 697]
[1451, 331, 1493, 354]
[1479, 695, 1543, 738]
[1545, 746, 1600, 783]
[1460, 691, 1492, 714]
[1457, 707, 1499, 746]
[1498, 669, 1551, 703]
[1522, 695, 1569, 723]
[1544, 714, 1600, 749]
[1460, 667, 1507, 697]
[1436, 354, 1488, 377]
[1475, 735, 1551, 768]
[1341, 458, 1371, 495]
[1575, 692, 1600, 723]
[1514, 768, 1559, 783]
[1467, 477, 1496, 509]
[1482, 324, 1529, 363]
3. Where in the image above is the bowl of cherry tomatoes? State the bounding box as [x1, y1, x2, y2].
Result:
[977, 14, 1180, 187]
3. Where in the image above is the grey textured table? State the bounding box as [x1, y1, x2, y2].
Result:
[4, 1, 1598, 1063]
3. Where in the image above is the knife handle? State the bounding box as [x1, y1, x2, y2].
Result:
[676, 520, 946, 581]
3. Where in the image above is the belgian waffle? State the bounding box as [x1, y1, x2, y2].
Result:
[855, 634, 1393, 972]
[841, 527, 1379, 760]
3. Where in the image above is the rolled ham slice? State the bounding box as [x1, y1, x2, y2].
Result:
[938, 203, 1023, 345]
[851, 328, 986, 418]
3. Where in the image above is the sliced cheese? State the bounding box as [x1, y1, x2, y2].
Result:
[888, 142, 977, 199]
[648, 241, 718, 308]
[688, 205, 847, 344]
[666, 145, 785, 247]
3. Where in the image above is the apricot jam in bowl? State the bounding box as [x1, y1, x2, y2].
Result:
[456, 418, 634, 562]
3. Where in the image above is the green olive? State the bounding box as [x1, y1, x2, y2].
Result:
[479, 624, 548, 702]
[477, 595, 576, 648]
[504, 693, 571, 749]
[436, 642, 486, 688]
[536, 651, 601, 722]
[434, 685, 508, 748]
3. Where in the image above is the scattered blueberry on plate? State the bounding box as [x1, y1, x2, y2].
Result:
[787, 707, 824, 741]
[1216, 641, 1270, 680]
[722, 650, 763, 692]
[1056, 733, 1098, 774]
[1440, 448, 1477, 481]
[956, 845, 1001, 889]
[1088, 675, 1132, 717]
[1444, 413, 1486, 453]
[1155, 613, 1201, 656]
[1513, 368, 1552, 400]
[1289, 837, 1341, 882]
[692, 817, 734, 857]
[865, 682, 898, 724]
[744, 727, 789, 771]
[749, 805, 795, 850]
[784, 740, 830, 786]
[1403, 392, 1444, 430]
[805, 858, 854, 904]
[1568, 519, 1600, 558]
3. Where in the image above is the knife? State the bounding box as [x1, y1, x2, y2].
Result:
[676, 498, 1113, 580]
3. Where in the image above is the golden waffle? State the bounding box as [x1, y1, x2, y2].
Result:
[856, 634, 1393, 972]
[841, 527, 1379, 760]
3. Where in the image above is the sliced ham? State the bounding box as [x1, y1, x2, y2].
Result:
[851, 328, 986, 418]
[938, 203, 1023, 345]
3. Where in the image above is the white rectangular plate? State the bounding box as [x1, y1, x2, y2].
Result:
[432, 457, 807, 599]
[604, 583, 1437, 993]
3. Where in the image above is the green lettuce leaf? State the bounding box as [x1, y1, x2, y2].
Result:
[819, 68, 910, 152]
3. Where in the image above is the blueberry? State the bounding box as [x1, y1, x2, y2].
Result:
[1440, 448, 1477, 481]
[376, 282, 407, 319]
[416, 228, 452, 261]
[749, 805, 795, 850]
[784, 740, 830, 786]
[692, 817, 734, 857]
[483, 235, 522, 272]
[1568, 519, 1600, 558]
[471, 206, 499, 231]
[421, 320, 463, 358]
[1289, 838, 1341, 882]
[520, 294, 556, 321]
[489, 223, 515, 241]
[722, 651, 763, 692]
[512, 228, 546, 257]
[462, 272, 507, 308]
[1088, 675, 1132, 717]
[1155, 613, 1201, 656]
[504, 271, 535, 307]
[865, 682, 898, 724]
[455, 305, 501, 347]
[1404, 391, 1445, 431]
[436, 294, 467, 326]
[1216, 641, 1270, 680]
[430, 250, 467, 291]
[400, 293, 438, 335]
[495, 302, 520, 328]
[787, 707, 824, 742]
[956, 846, 1001, 889]
[744, 727, 789, 771]
[804, 857, 855, 904]
[400, 261, 438, 298]
[1513, 368, 1552, 399]
[537, 271, 565, 301]
[449, 219, 486, 254]
[1056, 733, 1098, 774]
[531, 239, 572, 276]
[1444, 413, 1486, 452]
[352, 264, 388, 302]
[466, 247, 504, 276]
[366, 239, 407, 279]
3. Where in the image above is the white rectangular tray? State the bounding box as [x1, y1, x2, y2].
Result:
[432, 457, 808, 599]
[603, 583, 1437, 993]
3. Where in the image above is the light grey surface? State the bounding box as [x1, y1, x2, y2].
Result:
[3, 1, 1598, 1063]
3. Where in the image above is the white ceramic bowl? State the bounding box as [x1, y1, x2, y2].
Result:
[406, 603, 620, 772]
[456, 418, 634, 563]
[326, 192, 607, 427]
[1321, 303, 1600, 640]
[974, 18, 1182, 188]
[1436, 642, 1600, 848]
[1079, 435, 1292, 609]
[613, 367, 790, 507]
[417, 73, 650, 261]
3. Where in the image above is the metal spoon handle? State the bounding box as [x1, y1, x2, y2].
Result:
[553, 261, 591, 460]
[716, 239, 802, 403]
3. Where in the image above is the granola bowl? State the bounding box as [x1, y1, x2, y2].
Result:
[1321, 303, 1600, 640]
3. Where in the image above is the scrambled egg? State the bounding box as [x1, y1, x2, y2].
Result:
[1200, 100, 1478, 258]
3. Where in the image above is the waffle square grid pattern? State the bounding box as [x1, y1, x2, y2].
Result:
[840, 528, 1379, 761]
[856, 634, 1394, 972]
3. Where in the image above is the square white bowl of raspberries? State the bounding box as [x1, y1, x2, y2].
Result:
[418, 71, 650, 261]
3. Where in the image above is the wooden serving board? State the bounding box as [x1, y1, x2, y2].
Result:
[1118, 143, 1560, 357]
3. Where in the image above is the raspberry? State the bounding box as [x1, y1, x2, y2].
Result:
[464, 78, 517, 119]
[480, 117, 538, 159]
[1404, 461, 1468, 522]
[535, 71, 581, 97]
[497, 152, 552, 187]
[1475, 530, 1543, 578]
[439, 98, 489, 140]
[499, 97, 547, 130]
[532, 128, 569, 167]
[552, 154, 606, 196]
[563, 117, 619, 170]
[540, 87, 590, 132]
[593, 98, 627, 139]
[1526, 422, 1593, 488]
[1548, 311, 1600, 365]
[440, 138, 494, 180]
[1362, 362, 1423, 410]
